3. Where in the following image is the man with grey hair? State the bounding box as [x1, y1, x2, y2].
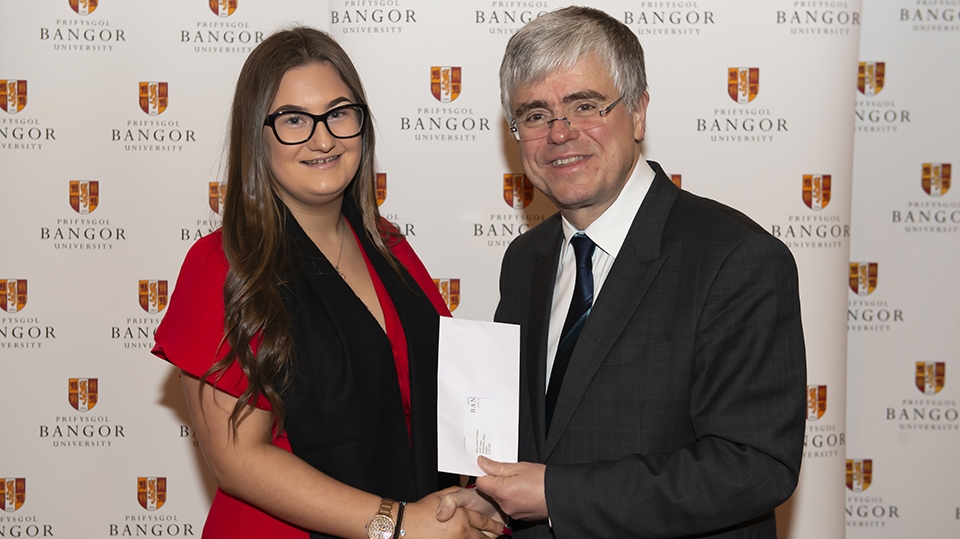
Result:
[439, 5, 806, 538]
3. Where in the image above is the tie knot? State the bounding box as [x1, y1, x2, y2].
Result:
[570, 234, 596, 270]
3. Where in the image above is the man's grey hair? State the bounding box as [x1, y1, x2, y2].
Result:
[499, 6, 647, 122]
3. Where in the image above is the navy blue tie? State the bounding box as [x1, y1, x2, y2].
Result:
[545, 234, 596, 431]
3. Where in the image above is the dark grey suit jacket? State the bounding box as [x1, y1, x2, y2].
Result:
[494, 162, 806, 538]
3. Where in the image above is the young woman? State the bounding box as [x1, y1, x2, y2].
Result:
[152, 27, 502, 539]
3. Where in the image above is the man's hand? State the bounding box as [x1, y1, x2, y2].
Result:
[475, 456, 548, 521]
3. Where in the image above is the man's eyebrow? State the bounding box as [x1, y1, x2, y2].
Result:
[513, 91, 609, 118]
[513, 99, 550, 119]
[562, 90, 606, 103]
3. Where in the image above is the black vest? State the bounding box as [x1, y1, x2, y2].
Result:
[280, 203, 456, 538]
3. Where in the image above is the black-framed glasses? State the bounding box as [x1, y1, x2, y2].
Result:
[264, 103, 368, 145]
[510, 96, 623, 141]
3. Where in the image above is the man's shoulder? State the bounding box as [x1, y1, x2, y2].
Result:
[668, 189, 770, 240]
[504, 212, 562, 257]
[659, 190, 796, 271]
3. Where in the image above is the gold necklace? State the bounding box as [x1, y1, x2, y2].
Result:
[334, 215, 345, 278]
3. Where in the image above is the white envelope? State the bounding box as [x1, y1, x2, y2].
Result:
[437, 317, 520, 477]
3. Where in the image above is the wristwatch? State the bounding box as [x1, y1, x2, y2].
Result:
[365, 498, 395, 539]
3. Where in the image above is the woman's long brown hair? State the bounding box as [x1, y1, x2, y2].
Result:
[205, 27, 400, 437]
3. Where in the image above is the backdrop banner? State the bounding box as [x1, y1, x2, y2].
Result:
[6, 1, 954, 538]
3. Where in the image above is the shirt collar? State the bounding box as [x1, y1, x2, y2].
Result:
[560, 157, 655, 259]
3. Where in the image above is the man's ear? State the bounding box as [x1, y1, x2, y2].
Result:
[633, 91, 650, 142]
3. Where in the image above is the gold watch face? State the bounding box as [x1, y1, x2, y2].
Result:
[366, 514, 394, 539]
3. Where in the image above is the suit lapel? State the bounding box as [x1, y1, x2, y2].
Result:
[543, 164, 679, 458]
[527, 223, 562, 460]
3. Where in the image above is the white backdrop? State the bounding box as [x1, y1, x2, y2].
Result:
[0, 1, 955, 537]
[845, 1, 960, 537]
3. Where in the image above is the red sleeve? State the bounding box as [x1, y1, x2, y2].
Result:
[151, 230, 271, 409]
[387, 233, 451, 318]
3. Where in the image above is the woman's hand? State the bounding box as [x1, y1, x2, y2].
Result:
[435, 486, 506, 529]
[402, 487, 505, 538]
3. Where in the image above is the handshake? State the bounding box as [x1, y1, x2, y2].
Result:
[412, 457, 548, 539]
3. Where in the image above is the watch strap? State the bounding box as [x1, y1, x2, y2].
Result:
[376, 497, 394, 518]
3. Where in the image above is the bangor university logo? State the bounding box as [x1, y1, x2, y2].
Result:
[1, 478, 25, 512]
[69, 0, 98, 15]
[802, 174, 831, 210]
[434, 278, 460, 312]
[209, 0, 237, 17]
[728, 67, 759, 104]
[69, 181, 99, 214]
[503, 174, 533, 209]
[137, 477, 167, 511]
[139, 280, 168, 314]
[858, 62, 884, 96]
[376, 173, 387, 206]
[0, 280, 27, 313]
[431, 67, 461, 103]
[139, 82, 168, 116]
[208, 182, 226, 214]
[807, 385, 827, 421]
[915, 361, 945, 395]
[69, 378, 98, 412]
[849, 262, 877, 296]
[921, 163, 951, 198]
[0, 80, 27, 114]
[846, 459, 872, 492]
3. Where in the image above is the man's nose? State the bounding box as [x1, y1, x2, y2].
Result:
[545, 116, 576, 143]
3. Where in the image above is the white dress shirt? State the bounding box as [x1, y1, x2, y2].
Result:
[545, 158, 656, 388]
